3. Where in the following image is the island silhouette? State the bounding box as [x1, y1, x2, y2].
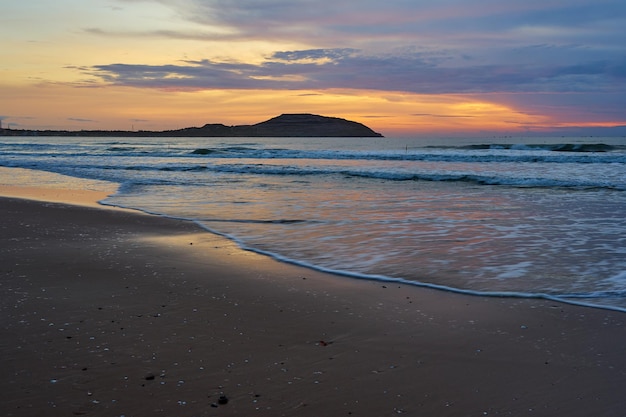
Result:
[0, 114, 383, 137]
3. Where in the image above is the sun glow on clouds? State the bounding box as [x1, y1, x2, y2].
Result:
[1, 0, 625, 135]
[2, 81, 539, 135]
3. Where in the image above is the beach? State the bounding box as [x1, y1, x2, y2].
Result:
[1, 188, 626, 417]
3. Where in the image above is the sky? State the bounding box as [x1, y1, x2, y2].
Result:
[1, 0, 625, 136]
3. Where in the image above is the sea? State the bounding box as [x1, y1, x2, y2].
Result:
[1, 135, 625, 312]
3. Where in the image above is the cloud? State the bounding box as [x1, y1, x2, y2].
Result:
[413, 114, 476, 119]
[72, 0, 626, 129]
[271, 48, 359, 62]
[110, 0, 626, 49]
[83, 47, 626, 96]
[92, 1, 626, 95]
[68, 117, 97, 123]
[83, 27, 238, 42]
[0, 115, 36, 129]
[1, 115, 36, 121]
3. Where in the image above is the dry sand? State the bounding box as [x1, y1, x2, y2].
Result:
[1, 188, 625, 417]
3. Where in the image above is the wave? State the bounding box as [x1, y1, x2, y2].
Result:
[188, 147, 626, 164]
[178, 217, 626, 314]
[3, 140, 625, 164]
[200, 218, 313, 224]
[107, 146, 138, 152]
[205, 163, 624, 190]
[92, 197, 626, 314]
[430, 143, 624, 153]
[12, 160, 622, 190]
[241, 251, 626, 313]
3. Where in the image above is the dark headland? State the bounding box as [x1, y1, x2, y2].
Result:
[0, 113, 383, 137]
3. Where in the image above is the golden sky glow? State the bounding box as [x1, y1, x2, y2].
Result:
[1, 0, 625, 136]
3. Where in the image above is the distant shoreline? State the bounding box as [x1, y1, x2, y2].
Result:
[0, 113, 384, 138]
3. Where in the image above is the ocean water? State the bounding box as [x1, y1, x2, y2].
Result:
[1, 135, 625, 311]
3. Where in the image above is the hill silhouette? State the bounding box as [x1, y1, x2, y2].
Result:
[1, 114, 383, 137]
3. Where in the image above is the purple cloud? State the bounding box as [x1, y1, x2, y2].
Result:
[112, 0, 626, 50]
[84, 48, 625, 96]
[90, 1, 626, 94]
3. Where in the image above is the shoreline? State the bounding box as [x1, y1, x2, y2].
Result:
[1, 187, 626, 416]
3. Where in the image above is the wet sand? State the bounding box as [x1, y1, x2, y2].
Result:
[1, 189, 625, 417]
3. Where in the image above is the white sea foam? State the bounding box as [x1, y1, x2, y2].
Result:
[605, 271, 626, 284]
